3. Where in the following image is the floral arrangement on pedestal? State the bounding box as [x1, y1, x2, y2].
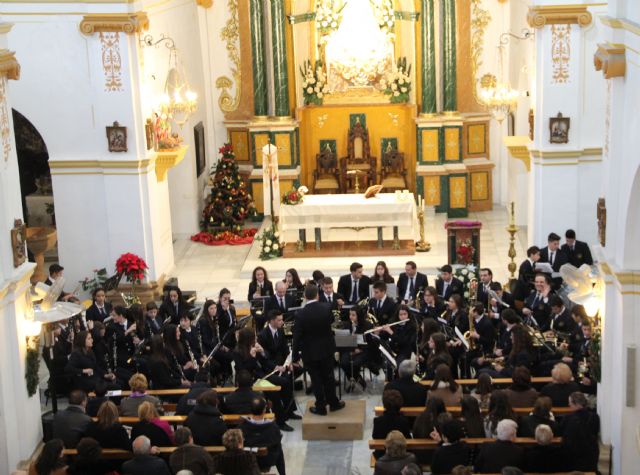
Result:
[201, 144, 257, 234]
[80, 268, 109, 293]
[281, 185, 309, 205]
[300, 60, 328, 106]
[115, 252, 148, 305]
[375, 0, 395, 37]
[456, 239, 476, 265]
[381, 57, 411, 103]
[257, 225, 283, 260]
[452, 264, 478, 300]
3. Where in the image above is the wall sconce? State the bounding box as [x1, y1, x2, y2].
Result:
[24, 319, 42, 347]
[141, 34, 198, 128]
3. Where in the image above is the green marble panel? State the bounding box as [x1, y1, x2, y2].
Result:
[249, 0, 267, 116]
[442, 0, 457, 112]
[271, 0, 291, 117]
[420, 0, 436, 114]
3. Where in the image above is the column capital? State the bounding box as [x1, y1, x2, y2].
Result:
[0, 49, 19, 80]
[196, 0, 214, 7]
[594, 43, 626, 79]
[527, 5, 592, 29]
[79, 12, 149, 35]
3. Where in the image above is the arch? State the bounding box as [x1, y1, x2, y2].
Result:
[623, 166, 640, 269]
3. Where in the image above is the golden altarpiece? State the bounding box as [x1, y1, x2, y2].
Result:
[216, 0, 494, 217]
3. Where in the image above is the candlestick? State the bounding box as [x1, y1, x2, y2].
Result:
[506, 201, 519, 282]
[415, 196, 431, 252]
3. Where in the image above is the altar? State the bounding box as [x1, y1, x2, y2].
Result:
[280, 192, 417, 257]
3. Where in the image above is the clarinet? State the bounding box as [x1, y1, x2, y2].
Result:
[184, 338, 199, 371]
[172, 352, 187, 381]
[196, 323, 204, 356]
[112, 337, 118, 374]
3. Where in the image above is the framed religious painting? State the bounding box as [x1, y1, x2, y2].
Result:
[11, 219, 27, 267]
[106, 121, 128, 152]
[549, 113, 570, 144]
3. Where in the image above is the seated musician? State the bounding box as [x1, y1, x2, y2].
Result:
[318, 276, 344, 311]
[340, 306, 373, 392]
[85, 287, 112, 323]
[547, 295, 578, 337]
[159, 286, 190, 325]
[248, 265, 274, 301]
[216, 288, 237, 353]
[198, 299, 232, 382]
[435, 265, 464, 301]
[423, 332, 454, 380]
[486, 282, 515, 328]
[147, 333, 190, 393]
[375, 305, 416, 368]
[444, 294, 468, 377]
[145, 302, 163, 334]
[476, 268, 494, 308]
[562, 321, 597, 395]
[105, 306, 136, 385]
[337, 262, 371, 304]
[129, 304, 153, 370]
[232, 327, 297, 432]
[538, 296, 580, 373]
[258, 309, 302, 381]
[179, 314, 202, 373]
[468, 303, 496, 356]
[514, 246, 540, 302]
[522, 273, 554, 331]
[267, 281, 296, 327]
[65, 330, 118, 393]
[419, 286, 446, 320]
[397, 261, 428, 304]
[311, 269, 325, 288]
[370, 260, 396, 284]
[283, 267, 305, 293]
[369, 281, 397, 325]
[45, 264, 80, 302]
[479, 325, 536, 378]
[418, 318, 441, 370]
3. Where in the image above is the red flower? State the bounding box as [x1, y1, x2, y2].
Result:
[115, 252, 148, 283]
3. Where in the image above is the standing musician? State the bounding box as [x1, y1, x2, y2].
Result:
[159, 286, 190, 325]
[522, 273, 554, 331]
[105, 306, 136, 385]
[233, 327, 298, 432]
[338, 262, 371, 304]
[163, 324, 196, 382]
[435, 265, 464, 301]
[179, 314, 202, 374]
[539, 232, 569, 289]
[65, 331, 119, 392]
[319, 277, 344, 312]
[562, 229, 594, 268]
[248, 266, 274, 301]
[368, 281, 397, 325]
[148, 334, 191, 392]
[397, 261, 428, 304]
[45, 264, 80, 303]
[419, 286, 446, 320]
[85, 287, 112, 323]
[216, 288, 237, 351]
[515, 246, 541, 302]
[339, 306, 373, 392]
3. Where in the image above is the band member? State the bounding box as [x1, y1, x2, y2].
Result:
[105, 306, 136, 384]
[198, 299, 230, 381]
[163, 323, 196, 382]
[420, 286, 446, 320]
[148, 334, 190, 391]
[319, 277, 344, 311]
[480, 325, 536, 377]
[233, 327, 298, 431]
[45, 264, 80, 302]
[397, 261, 428, 304]
[269, 281, 296, 318]
[283, 268, 304, 292]
[159, 286, 189, 325]
[338, 262, 372, 304]
[180, 314, 202, 372]
[375, 305, 416, 369]
[216, 288, 237, 351]
[339, 307, 373, 391]
[145, 302, 163, 335]
[562, 229, 593, 267]
[468, 303, 496, 356]
[368, 281, 397, 325]
[548, 296, 578, 335]
[248, 266, 274, 302]
[371, 261, 396, 284]
[474, 309, 521, 373]
[515, 246, 541, 301]
[486, 282, 514, 328]
[444, 294, 468, 377]
[311, 270, 325, 288]
[435, 265, 464, 301]
[523, 273, 554, 331]
[476, 269, 494, 308]
[65, 331, 118, 392]
[423, 332, 454, 379]
[418, 318, 441, 367]
[292, 285, 345, 415]
[85, 288, 112, 323]
[128, 304, 152, 374]
[539, 232, 569, 288]
[257, 310, 290, 369]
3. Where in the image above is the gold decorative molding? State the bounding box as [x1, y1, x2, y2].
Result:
[530, 147, 602, 159]
[79, 12, 149, 35]
[527, 6, 592, 29]
[504, 136, 531, 171]
[215, 0, 240, 113]
[155, 145, 188, 182]
[594, 43, 626, 79]
[49, 158, 151, 169]
[99, 33, 123, 92]
[196, 0, 213, 7]
[600, 16, 640, 37]
[0, 23, 14, 34]
[470, 0, 491, 107]
[551, 25, 571, 84]
[0, 50, 20, 80]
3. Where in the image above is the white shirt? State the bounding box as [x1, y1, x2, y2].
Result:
[269, 324, 278, 339]
[404, 275, 415, 300]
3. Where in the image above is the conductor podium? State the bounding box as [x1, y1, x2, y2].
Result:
[302, 399, 366, 441]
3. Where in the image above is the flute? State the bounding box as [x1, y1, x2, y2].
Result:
[364, 319, 409, 335]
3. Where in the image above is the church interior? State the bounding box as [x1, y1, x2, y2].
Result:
[0, 0, 639, 473]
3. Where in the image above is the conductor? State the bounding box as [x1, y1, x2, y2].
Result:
[292, 284, 345, 415]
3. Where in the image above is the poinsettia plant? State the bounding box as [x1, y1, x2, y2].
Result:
[281, 185, 309, 205]
[456, 239, 476, 265]
[115, 253, 148, 285]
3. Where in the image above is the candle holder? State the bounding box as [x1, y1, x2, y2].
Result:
[506, 202, 519, 281]
[415, 195, 431, 252]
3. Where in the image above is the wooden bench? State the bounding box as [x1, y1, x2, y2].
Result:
[368, 437, 562, 451]
[89, 385, 281, 397]
[62, 446, 267, 459]
[374, 405, 573, 417]
[419, 376, 553, 387]
[90, 414, 274, 426]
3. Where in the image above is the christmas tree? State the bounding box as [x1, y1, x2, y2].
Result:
[202, 143, 256, 232]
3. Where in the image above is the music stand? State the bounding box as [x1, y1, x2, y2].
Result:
[335, 332, 358, 399]
[250, 296, 271, 330]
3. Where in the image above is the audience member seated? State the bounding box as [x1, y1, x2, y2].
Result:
[451, 466, 473, 475]
[120, 373, 163, 417]
[373, 430, 417, 475]
[412, 395, 446, 465]
[213, 429, 261, 475]
[86, 382, 109, 418]
[559, 391, 600, 472]
[52, 389, 91, 448]
[176, 370, 212, 416]
[431, 420, 471, 475]
[470, 373, 493, 410]
[28, 439, 67, 475]
[185, 389, 227, 446]
[384, 360, 427, 407]
[460, 395, 485, 438]
[169, 427, 215, 475]
[524, 424, 565, 473]
[67, 437, 115, 475]
[504, 366, 539, 408]
[400, 463, 422, 475]
[122, 435, 171, 475]
[517, 396, 557, 437]
[428, 364, 463, 406]
[131, 401, 174, 447]
[85, 400, 131, 450]
[540, 362, 580, 407]
[221, 370, 261, 414]
[474, 419, 524, 473]
[501, 468, 524, 475]
[372, 390, 412, 458]
[239, 396, 286, 475]
[483, 390, 516, 438]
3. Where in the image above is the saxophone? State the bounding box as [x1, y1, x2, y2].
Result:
[463, 279, 478, 350]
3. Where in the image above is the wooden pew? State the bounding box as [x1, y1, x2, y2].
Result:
[368, 437, 562, 451]
[419, 376, 553, 387]
[62, 446, 267, 459]
[89, 385, 281, 397]
[374, 405, 573, 417]
[90, 414, 274, 426]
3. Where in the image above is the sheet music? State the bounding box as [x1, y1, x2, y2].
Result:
[535, 262, 554, 274]
[356, 334, 365, 345]
[379, 344, 398, 368]
[455, 327, 469, 350]
[334, 329, 350, 336]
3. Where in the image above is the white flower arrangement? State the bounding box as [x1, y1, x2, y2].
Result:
[376, 0, 395, 37]
[315, 0, 343, 35]
[300, 60, 327, 106]
[381, 57, 412, 104]
[257, 225, 282, 260]
[452, 264, 478, 298]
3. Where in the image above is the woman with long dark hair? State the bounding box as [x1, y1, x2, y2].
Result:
[217, 288, 237, 351]
[159, 286, 189, 325]
[376, 305, 416, 368]
[483, 389, 516, 437]
[85, 400, 131, 450]
[163, 323, 196, 382]
[65, 331, 117, 392]
[199, 299, 232, 383]
[420, 286, 445, 320]
[248, 266, 273, 301]
[423, 332, 454, 379]
[340, 306, 373, 391]
[428, 364, 462, 406]
[283, 268, 304, 290]
[460, 395, 485, 437]
[147, 334, 190, 391]
[412, 395, 447, 465]
[483, 325, 536, 378]
[29, 439, 67, 475]
[371, 261, 395, 284]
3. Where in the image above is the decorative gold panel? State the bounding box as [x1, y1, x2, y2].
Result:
[0, 49, 20, 80]
[216, 0, 241, 113]
[423, 176, 441, 206]
[527, 6, 592, 29]
[421, 129, 439, 162]
[444, 128, 460, 161]
[251, 181, 264, 213]
[253, 133, 271, 166]
[470, 171, 488, 201]
[230, 130, 249, 161]
[594, 43, 626, 79]
[551, 25, 571, 84]
[449, 176, 467, 209]
[100, 32, 123, 92]
[79, 12, 149, 35]
[0, 77, 11, 162]
[155, 146, 188, 182]
[196, 0, 213, 7]
[466, 123, 486, 155]
[274, 133, 293, 166]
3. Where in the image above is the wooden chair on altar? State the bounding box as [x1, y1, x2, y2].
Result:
[379, 147, 408, 191]
[312, 146, 341, 194]
[340, 122, 377, 193]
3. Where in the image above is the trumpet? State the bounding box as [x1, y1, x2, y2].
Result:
[364, 319, 409, 334]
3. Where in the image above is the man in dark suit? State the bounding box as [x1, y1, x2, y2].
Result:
[122, 435, 172, 475]
[396, 261, 428, 303]
[337, 262, 371, 304]
[468, 303, 496, 356]
[486, 282, 514, 328]
[383, 359, 426, 407]
[522, 273, 554, 331]
[474, 419, 524, 473]
[85, 287, 113, 322]
[222, 370, 262, 414]
[435, 265, 464, 301]
[369, 281, 397, 325]
[539, 232, 569, 288]
[292, 285, 345, 415]
[477, 268, 494, 308]
[562, 229, 594, 267]
[515, 246, 541, 301]
[52, 390, 91, 448]
[548, 295, 578, 336]
[268, 281, 296, 315]
[318, 276, 344, 311]
[559, 391, 600, 472]
[258, 310, 289, 367]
